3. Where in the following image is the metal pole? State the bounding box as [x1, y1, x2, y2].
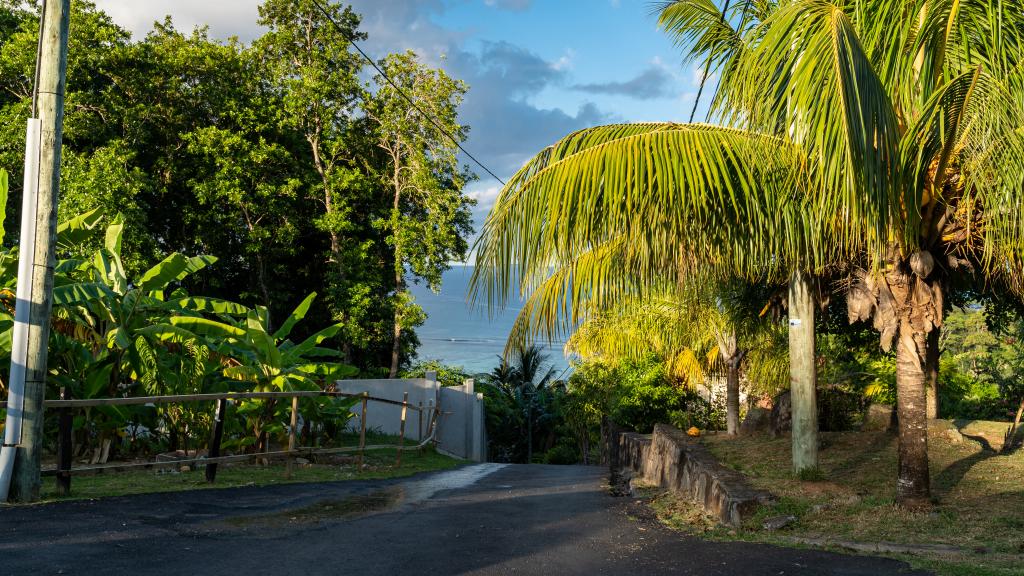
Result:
[5, 0, 71, 503]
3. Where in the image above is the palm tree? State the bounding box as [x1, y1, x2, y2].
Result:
[485, 344, 557, 462]
[471, 1, 1024, 507]
[567, 282, 788, 435]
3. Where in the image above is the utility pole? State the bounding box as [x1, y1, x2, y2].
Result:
[789, 269, 819, 475]
[7, 0, 71, 502]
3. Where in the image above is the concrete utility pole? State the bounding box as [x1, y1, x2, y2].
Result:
[788, 270, 819, 474]
[8, 0, 71, 502]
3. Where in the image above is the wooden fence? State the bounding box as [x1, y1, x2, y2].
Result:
[0, 390, 436, 496]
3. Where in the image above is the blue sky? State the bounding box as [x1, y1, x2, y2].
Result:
[92, 0, 709, 247]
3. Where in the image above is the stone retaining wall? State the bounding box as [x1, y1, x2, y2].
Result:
[616, 424, 774, 526]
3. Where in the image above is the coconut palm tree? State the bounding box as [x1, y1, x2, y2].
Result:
[471, 1, 1024, 507]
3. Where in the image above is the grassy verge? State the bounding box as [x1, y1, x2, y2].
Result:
[647, 420, 1024, 576]
[38, 442, 461, 503]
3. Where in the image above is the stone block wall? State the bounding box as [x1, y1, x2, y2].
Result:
[617, 424, 774, 526]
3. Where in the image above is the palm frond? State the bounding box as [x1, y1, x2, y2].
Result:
[471, 122, 810, 321]
[719, 1, 906, 252]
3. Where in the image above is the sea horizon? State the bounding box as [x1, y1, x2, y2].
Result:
[409, 265, 573, 378]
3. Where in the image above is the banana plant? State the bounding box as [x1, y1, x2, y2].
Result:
[46, 216, 233, 458]
[0, 168, 105, 391]
[142, 292, 358, 453]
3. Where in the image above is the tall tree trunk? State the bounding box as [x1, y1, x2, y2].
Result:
[895, 327, 932, 508]
[925, 324, 940, 419]
[789, 270, 819, 474]
[241, 206, 273, 315]
[389, 310, 402, 377]
[388, 175, 403, 378]
[726, 360, 741, 436]
[310, 133, 350, 362]
[385, 170, 401, 377]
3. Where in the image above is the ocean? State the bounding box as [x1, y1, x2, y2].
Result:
[408, 265, 573, 377]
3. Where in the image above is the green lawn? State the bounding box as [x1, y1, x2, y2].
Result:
[647, 420, 1024, 576]
[38, 444, 461, 503]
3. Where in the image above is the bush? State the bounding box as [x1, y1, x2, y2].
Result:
[542, 443, 579, 465]
[818, 388, 865, 431]
[938, 359, 1007, 421]
[402, 361, 472, 387]
[566, 356, 714, 435]
[606, 357, 699, 433]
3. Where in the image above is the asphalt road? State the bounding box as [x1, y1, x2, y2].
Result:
[0, 464, 930, 575]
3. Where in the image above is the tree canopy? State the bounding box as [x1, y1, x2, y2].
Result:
[0, 0, 476, 373]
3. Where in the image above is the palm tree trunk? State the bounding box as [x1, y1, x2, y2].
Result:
[789, 270, 819, 474]
[895, 328, 932, 508]
[925, 325, 940, 419]
[726, 360, 741, 435]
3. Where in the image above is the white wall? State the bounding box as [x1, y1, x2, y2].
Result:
[334, 373, 485, 461]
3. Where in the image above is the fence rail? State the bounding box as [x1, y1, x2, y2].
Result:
[1, 388, 436, 495]
[0, 390, 424, 411]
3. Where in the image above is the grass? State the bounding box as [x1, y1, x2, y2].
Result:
[647, 420, 1024, 576]
[37, 441, 461, 503]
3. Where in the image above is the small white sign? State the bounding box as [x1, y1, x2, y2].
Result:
[789, 319, 802, 327]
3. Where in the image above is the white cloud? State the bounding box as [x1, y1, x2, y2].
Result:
[91, 0, 263, 40]
[550, 49, 575, 72]
[468, 186, 501, 204]
[483, 0, 532, 10]
[690, 67, 719, 87]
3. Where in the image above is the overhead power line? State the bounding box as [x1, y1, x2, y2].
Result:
[308, 0, 507, 186]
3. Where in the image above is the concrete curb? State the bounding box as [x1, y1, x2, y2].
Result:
[787, 536, 964, 556]
[616, 424, 775, 526]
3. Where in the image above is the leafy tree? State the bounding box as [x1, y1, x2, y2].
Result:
[366, 51, 475, 377]
[0, 1, 477, 373]
[255, 0, 371, 350]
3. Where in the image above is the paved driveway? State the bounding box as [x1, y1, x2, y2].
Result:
[0, 464, 929, 575]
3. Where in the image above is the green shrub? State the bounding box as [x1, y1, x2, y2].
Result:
[543, 443, 579, 465]
[402, 361, 472, 387]
[567, 356, 716, 434]
[938, 358, 1006, 420]
[818, 388, 865, 431]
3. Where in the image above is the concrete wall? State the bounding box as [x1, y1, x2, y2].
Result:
[335, 376, 439, 442]
[617, 425, 774, 526]
[334, 373, 485, 461]
[436, 379, 486, 462]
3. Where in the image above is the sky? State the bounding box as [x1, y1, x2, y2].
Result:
[91, 0, 709, 250]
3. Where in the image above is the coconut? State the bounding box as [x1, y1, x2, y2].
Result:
[909, 250, 935, 278]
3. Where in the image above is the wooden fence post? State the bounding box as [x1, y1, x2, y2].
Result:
[396, 392, 408, 466]
[205, 398, 228, 483]
[357, 393, 367, 471]
[417, 401, 423, 446]
[55, 387, 72, 496]
[286, 395, 298, 480]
